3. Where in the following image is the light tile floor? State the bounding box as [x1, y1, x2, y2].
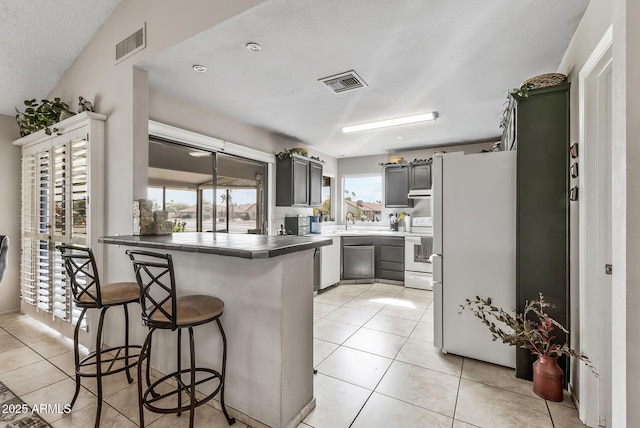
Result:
[303, 283, 588, 428]
[0, 284, 587, 428]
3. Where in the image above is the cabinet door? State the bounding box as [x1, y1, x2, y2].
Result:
[320, 238, 340, 289]
[309, 162, 323, 207]
[292, 158, 310, 206]
[410, 163, 432, 190]
[385, 166, 413, 208]
[342, 246, 375, 279]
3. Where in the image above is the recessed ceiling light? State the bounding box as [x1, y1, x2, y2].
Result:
[192, 64, 207, 72]
[189, 150, 211, 157]
[342, 112, 438, 134]
[246, 42, 262, 52]
[397, 136, 404, 140]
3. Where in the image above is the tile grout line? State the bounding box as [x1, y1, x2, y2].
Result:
[546, 400, 556, 428]
[451, 357, 464, 427]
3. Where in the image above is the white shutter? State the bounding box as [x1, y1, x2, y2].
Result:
[51, 144, 69, 321]
[15, 113, 105, 337]
[36, 152, 52, 313]
[20, 155, 37, 305]
[71, 138, 88, 243]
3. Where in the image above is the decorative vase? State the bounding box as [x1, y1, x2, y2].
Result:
[532, 355, 564, 402]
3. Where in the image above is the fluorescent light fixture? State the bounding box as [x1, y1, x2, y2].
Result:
[342, 112, 438, 133]
[189, 150, 211, 157]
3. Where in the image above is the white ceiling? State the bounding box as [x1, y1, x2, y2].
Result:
[0, 0, 121, 116]
[140, 0, 589, 158]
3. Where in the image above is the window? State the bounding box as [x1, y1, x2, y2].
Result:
[342, 175, 383, 223]
[148, 140, 267, 234]
[313, 176, 333, 221]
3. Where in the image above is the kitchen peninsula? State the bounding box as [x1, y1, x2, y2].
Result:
[99, 233, 332, 428]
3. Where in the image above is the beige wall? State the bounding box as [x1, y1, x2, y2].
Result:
[45, 0, 265, 285]
[556, 0, 612, 406]
[0, 114, 22, 314]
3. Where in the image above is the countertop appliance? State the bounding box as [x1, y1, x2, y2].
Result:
[284, 216, 310, 235]
[431, 151, 516, 368]
[404, 217, 433, 290]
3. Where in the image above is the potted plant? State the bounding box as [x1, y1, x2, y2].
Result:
[459, 293, 597, 401]
[15, 98, 73, 136]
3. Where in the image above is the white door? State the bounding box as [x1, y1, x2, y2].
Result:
[578, 26, 612, 427]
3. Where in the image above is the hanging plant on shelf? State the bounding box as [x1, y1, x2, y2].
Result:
[15, 98, 73, 136]
[275, 147, 323, 163]
[499, 82, 535, 129]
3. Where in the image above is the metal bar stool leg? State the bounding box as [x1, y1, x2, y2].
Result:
[216, 318, 236, 425]
[189, 327, 196, 428]
[124, 304, 133, 384]
[94, 306, 109, 428]
[177, 328, 182, 417]
[70, 307, 88, 409]
[138, 328, 155, 428]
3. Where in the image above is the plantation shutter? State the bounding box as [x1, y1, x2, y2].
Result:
[52, 144, 69, 320]
[20, 155, 37, 305]
[36, 151, 52, 313]
[19, 123, 94, 328]
[15, 113, 105, 338]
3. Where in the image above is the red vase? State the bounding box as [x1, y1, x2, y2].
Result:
[533, 355, 564, 402]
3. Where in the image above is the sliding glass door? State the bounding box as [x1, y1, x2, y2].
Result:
[148, 139, 267, 234]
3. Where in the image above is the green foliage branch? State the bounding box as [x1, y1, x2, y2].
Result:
[460, 293, 597, 375]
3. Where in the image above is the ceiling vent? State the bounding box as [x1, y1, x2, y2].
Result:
[116, 24, 146, 63]
[319, 70, 367, 94]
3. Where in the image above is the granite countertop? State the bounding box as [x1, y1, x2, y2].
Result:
[99, 233, 332, 259]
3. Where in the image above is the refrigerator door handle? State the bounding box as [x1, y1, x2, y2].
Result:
[431, 254, 443, 283]
[433, 281, 443, 348]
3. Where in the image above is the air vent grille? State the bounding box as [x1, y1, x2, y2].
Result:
[319, 71, 367, 93]
[116, 25, 146, 62]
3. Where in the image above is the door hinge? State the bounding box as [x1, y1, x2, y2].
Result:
[605, 264, 612, 275]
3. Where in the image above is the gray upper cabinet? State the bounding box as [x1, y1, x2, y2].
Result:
[309, 162, 323, 207]
[384, 165, 413, 208]
[276, 155, 323, 207]
[409, 161, 432, 190]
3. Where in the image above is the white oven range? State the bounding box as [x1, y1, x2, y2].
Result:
[404, 216, 433, 290]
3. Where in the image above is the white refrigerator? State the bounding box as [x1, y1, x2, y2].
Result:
[431, 151, 516, 368]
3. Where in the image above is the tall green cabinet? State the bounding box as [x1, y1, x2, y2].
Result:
[503, 83, 570, 383]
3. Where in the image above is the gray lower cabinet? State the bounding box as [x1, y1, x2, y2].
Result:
[341, 236, 404, 281]
[378, 237, 404, 281]
[342, 246, 375, 279]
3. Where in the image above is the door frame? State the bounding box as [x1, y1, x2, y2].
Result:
[578, 24, 612, 426]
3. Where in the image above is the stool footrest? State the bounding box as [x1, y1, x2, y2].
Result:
[77, 345, 142, 378]
[142, 368, 222, 415]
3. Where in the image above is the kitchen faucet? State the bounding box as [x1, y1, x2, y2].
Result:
[345, 212, 355, 231]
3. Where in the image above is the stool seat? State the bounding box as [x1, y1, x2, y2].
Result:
[149, 295, 224, 326]
[77, 282, 140, 306]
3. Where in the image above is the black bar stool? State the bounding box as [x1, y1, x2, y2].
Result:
[126, 249, 235, 428]
[58, 245, 142, 428]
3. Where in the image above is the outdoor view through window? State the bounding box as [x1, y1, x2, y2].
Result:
[343, 175, 382, 222]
